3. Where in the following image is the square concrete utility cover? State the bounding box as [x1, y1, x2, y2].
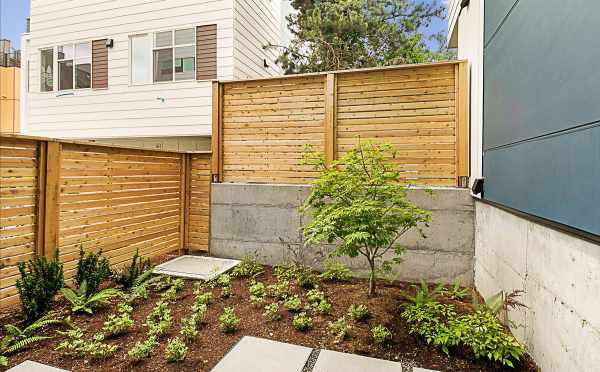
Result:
[7, 361, 69, 372]
[210, 336, 312, 372]
[153, 255, 240, 281]
[312, 350, 403, 372]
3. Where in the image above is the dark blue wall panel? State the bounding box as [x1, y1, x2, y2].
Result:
[483, 0, 600, 235]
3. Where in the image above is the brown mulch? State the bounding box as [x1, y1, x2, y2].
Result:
[0, 259, 538, 372]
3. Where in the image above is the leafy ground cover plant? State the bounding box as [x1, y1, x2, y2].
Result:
[262, 303, 281, 322]
[347, 304, 370, 321]
[114, 249, 153, 289]
[180, 316, 198, 341]
[1, 314, 60, 357]
[86, 333, 118, 360]
[129, 337, 158, 362]
[191, 303, 208, 323]
[306, 288, 325, 304]
[61, 286, 122, 314]
[216, 274, 230, 287]
[319, 260, 352, 281]
[249, 281, 266, 297]
[328, 317, 349, 343]
[283, 295, 303, 312]
[267, 280, 290, 300]
[0, 356, 8, 367]
[292, 312, 312, 331]
[302, 141, 431, 295]
[371, 324, 392, 345]
[296, 268, 319, 289]
[16, 251, 64, 322]
[219, 307, 240, 333]
[146, 300, 172, 338]
[232, 255, 264, 278]
[220, 285, 233, 298]
[273, 263, 297, 281]
[165, 337, 188, 363]
[442, 281, 469, 300]
[75, 246, 112, 298]
[312, 300, 331, 315]
[102, 312, 134, 337]
[195, 292, 213, 305]
[405, 281, 445, 306]
[56, 319, 117, 360]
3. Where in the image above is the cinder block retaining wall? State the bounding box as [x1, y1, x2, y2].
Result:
[475, 202, 600, 372]
[210, 183, 475, 285]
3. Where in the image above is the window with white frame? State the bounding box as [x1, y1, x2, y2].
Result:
[130, 34, 152, 85]
[146, 28, 196, 83]
[56, 42, 91, 90]
[40, 48, 54, 92]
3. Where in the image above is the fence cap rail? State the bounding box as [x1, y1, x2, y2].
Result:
[216, 59, 467, 84]
[0, 133, 212, 155]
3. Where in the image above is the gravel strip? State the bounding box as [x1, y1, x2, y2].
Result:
[302, 349, 321, 372]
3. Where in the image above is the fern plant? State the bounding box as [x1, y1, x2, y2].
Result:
[114, 249, 153, 288]
[61, 285, 122, 314]
[16, 251, 64, 322]
[75, 245, 112, 298]
[0, 314, 60, 355]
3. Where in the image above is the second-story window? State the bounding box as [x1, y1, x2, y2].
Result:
[57, 42, 91, 90]
[40, 48, 53, 92]
[152, 28, 195, 82]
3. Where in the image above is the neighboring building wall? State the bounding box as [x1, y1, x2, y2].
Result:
[475, 202, 600, 372]
[233, 0, 284, 79]
[209, 183, 475, 285]
[0, 67, 20, 133]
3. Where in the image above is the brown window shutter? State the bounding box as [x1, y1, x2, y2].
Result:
[196, 25, 217, 80]
[92, 39, 108, 89]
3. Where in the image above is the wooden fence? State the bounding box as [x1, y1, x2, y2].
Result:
[211, 60, 469, 187]
[0, 135, 211, 308]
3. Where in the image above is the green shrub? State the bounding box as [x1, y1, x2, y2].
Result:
[249, 281, 266, 297]
[319, 260, 352, 281]
[195, 292, 213, 305]
[191, 303, 208, 323]
[273, 263, 297, 281]
[401, 301, 456, 349]
[306, 288, 325, 304]
[114, 249, 153, 289]
[262, 303, 281, 322]
[180, 316, 198, 341]
[312, 300, 331, 315]
[16, 251, 64, 322]
[0, 355, 8, 367]
[232, 255, 264, 278]
[1, 314, 60, 355]
[75, 246, 112, 298]
[249, 295, 265, 307]
[102, 313, 134, 337]
[328, 317, 349, 342]
[292, 312, 312, 331]
[283, 295, 303, 312]
[371, 324, 392, 344]
[216, 274, 230, 287]
[296, 268, 319, 289]
[219, 307, 240, 333]
[128, 337, 158, 361]
[165, 337, 187, 363]
[347, 304, 370, 321]
[61, 286, 122, 314]
[267, 280, 290, 300]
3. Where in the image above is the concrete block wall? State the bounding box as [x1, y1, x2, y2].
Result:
[210, 183, 475, 285]
[475, 202, 600, 372]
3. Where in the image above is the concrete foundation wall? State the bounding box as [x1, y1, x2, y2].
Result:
[210, 183, 475, 285]
[475, 201, 600, 372]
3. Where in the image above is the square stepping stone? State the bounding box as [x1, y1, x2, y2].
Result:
[153, 255, 240, 281]
[210, 336, 313, 372]
[7, 361, 69, 372]
[312, 350, 402, 372]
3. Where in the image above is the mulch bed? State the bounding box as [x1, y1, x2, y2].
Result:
[0, 255, 538, 372]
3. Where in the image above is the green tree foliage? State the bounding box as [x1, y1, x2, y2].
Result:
[268, 0, 454, 74]
[302, 141, 431, 295]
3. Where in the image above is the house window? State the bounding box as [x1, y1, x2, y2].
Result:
[40, 48, 53, 92]
[152, 28, 195, 83]
[130, 34, 151, 85]
[57, 42, 91, 90]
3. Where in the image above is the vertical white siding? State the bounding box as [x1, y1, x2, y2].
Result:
[24, 0, 235, 139]
[232, 0, 285, 79]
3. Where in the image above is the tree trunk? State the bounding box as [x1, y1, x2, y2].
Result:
[368, 258, 376, 296]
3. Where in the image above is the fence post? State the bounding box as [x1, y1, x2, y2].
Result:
[35, 141, 47, 257]
[324, 73, 337, 165]
[211, 81, 223, 182]
[42, 141, 61, 259]
[455, 61, 470, 187]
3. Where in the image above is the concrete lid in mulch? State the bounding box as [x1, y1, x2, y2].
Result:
[311, 349, 403, 372]
[6, 361, 69, 372]
[210, 336, 313, 372]
[153, 255, 240, 281]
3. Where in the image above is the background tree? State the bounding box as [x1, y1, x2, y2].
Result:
[268, 0, 454, 74]
[301, 141, 432, 296]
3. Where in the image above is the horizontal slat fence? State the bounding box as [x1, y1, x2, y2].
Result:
[0, 135, 211, 309]
[213, 61, 469, 186]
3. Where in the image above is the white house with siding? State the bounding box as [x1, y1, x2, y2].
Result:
[20, 0, 292, 150]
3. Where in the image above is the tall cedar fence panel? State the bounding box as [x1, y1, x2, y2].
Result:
[0, 136, 211, 309]
[213, 61, 469, 187]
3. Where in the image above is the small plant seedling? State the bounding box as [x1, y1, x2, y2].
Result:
[312, 300, 331, 315]
[195, 292, 213, 305]
[296, 268, 319, 289]
[262, 303, 281, 322]
[219, 307, 240, 333]
[292, 312, 312, 331]
[102, 312, 134, 337]
[129, 337, 158, 361]
[371, 325, 392, 345]
[249, 295, 265, 307]
[191, 303, 208, 322]
[216, 274, 231, 287]
[180, 316, 198, 341]
[0, 356, 8, 367]
[161, 287, 178, 302]
[328, 317, 349, 343]
[273, 263, 297, 281]
[87, 341, 118, 360]
[306, 288, 325, 304]
[347, 304, 370, 321]
[267, 280, 290, 300]
[116, 302, 133, 315]
[249, 281, 266, 297]
[232, 255, 264, 278]
[283, 295, 303, 312]
[165, 337, 188, 363]
[442, 281, 469, 300]
[319, 260, 352, 281]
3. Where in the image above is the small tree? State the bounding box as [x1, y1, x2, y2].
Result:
[301, 141, 431, 296]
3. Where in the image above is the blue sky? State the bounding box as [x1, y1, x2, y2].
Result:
[0, 0, 447, 50]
